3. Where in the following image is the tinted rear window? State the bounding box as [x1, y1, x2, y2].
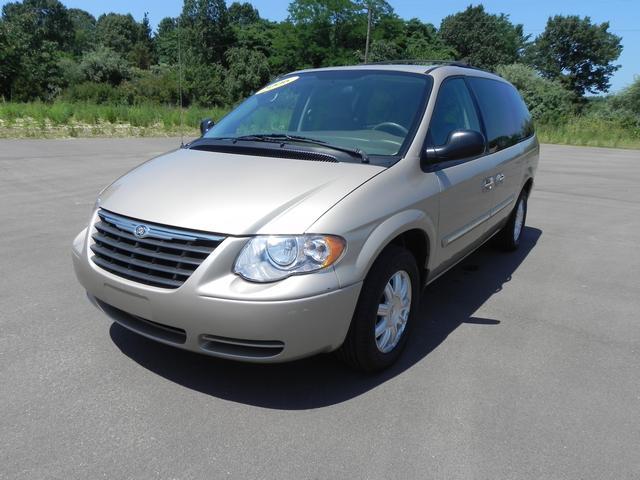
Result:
[468, 77, 534, 152]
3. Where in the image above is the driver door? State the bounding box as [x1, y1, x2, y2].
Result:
[426, 77, 495, 276]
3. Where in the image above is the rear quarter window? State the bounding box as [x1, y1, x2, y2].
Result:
[468, 77, 534, 153]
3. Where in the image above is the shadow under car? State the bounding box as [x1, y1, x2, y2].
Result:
[109, 226, 542, 410]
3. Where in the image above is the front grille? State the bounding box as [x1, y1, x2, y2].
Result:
[91, 209, 225, 289]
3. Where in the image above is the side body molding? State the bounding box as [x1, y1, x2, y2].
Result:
[440, 193, 516, 247]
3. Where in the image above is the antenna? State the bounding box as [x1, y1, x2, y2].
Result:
[364, 2, 372, 63]
[177, 17, 184, 148]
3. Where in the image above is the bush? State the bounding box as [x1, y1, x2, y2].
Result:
[585, 96, 640, 133]
[184, 63, 228, 107]
[611, 76, 640, 117]
[57, 56, 84, 88]
[496, 63, 575, 124]
[125, 65, 179, 105]
[64, 82, 132, 104]
[364, 40, 402, 63]
[79, 46, 131, 86]
[63, 66, 181, 106]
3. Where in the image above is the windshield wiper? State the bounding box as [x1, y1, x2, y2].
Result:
[237, 133, 327, 144]
[214, 133, 370, 164]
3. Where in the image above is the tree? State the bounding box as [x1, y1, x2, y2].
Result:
[155, 17, 179, 65]
[360, 0, 401, 46]
[96, 13, 140, 57]
[180, 0, 234, 66]
[530, 15, 622, 97]
[403, 18, 455, 61]
[286, 0, 399, 67]
[228, 2, 260, 26]
[1, 0, 73, 50]
[440, 5, 527, 69]
[0, 0, 73, 100]
[224, 47, 270, 102]
[288, 0, 363, 66]
[268, 21, 305, 73]
[234, 19, 275, 56]
[67, 8, 96, 57]
[289, 0, 358, 26]
[6, 39, 64, 101]
[130, 13, 156, 69]
[95, 12, 156, 69]
[0, 20, 24, 99]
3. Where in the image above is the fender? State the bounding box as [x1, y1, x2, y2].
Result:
[332, 209, 436, 288]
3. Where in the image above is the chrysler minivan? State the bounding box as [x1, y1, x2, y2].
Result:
[72, 63, 538, 371]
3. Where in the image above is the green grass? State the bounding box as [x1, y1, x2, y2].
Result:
[536, 116, 640, 149]
[1, 101, 639, 149]
[0, 101, 230, 138]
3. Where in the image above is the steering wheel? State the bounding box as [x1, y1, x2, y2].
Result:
[372, 122, 409, 137]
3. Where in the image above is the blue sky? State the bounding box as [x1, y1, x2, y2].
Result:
[3, 0, 637, 92]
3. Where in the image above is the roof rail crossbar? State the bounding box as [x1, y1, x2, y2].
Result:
[360, 59, 485, 73]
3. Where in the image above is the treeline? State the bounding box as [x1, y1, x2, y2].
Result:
[0, 0, 639, 131]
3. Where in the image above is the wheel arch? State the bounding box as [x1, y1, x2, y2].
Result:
[388, 229, 430, 286]
[335, 209, 435, 288]
[522, 177, 534, 197]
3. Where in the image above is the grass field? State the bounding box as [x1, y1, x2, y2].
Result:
[1, 101, 639, 149]
[536, 117, 640, 149]
[0, 102, 229, 138]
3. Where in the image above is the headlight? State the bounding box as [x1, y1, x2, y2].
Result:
[234, 235, 346, 282]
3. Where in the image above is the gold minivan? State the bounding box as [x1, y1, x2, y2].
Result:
[72, 63, 538, 371]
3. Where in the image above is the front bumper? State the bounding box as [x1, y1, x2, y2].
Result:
[72, 225, 362, 363]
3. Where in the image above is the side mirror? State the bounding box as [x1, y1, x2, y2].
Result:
[200, 118, 215, 136]
[422, 129, 485, 169]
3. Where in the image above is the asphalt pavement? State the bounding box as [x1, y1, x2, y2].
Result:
[1, 138, 639, 479]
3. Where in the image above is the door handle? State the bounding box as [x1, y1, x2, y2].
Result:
[495, 173, 505, 184]
[482, 176, 495, 191]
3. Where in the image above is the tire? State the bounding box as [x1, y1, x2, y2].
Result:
[496, 189, 528, 251]
[336, 244, 420, 372]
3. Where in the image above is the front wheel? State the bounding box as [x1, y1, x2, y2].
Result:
[496, 190, 528, 251]
[337, 245, 420, 371]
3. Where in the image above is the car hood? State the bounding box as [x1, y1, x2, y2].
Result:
[98, 148, 385, 235]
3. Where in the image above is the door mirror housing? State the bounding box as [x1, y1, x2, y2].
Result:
[422, 129, 485, 169]
[199, 118, 215, 136]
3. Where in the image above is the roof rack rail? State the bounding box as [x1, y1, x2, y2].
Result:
[361, 59, 486, 72]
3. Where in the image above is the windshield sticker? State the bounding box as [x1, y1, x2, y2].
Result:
[256, 76, 299, 94]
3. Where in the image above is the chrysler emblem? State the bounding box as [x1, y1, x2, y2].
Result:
[134, 224, 149, 238]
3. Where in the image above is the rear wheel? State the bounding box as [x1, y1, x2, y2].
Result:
[337, 245, 420, 371]
[496, 189, 528, 251]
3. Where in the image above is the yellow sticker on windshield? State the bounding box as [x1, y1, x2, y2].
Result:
[256, 76, 299, 94]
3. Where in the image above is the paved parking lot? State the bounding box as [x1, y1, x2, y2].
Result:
[1, 138, 639, 479]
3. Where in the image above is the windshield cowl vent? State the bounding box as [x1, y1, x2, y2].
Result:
[188, 144, 339, 163]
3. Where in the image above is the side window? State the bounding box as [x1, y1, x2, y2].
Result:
[468, 78, 534, 152]
[428, 78, 481, 146]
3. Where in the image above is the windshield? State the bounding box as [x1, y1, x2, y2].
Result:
[204, 70, 432, 157]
